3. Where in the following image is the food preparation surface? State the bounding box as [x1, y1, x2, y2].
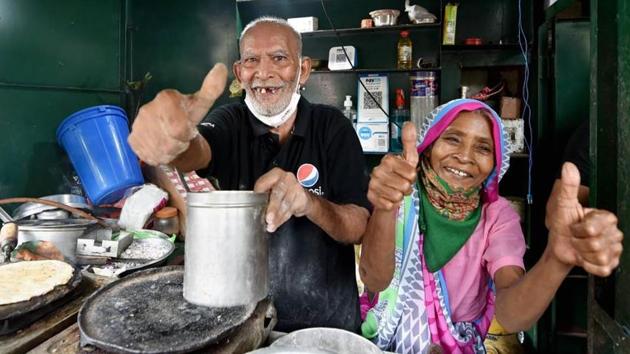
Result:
[79, 266, 256, 353]
[0, 272, 110, 354]
[32, 298, 276, 354]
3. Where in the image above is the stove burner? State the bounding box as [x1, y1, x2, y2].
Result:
[79, 266, 256, 354]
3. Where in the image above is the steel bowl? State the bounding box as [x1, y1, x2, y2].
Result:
[250, 327, 382, 354]
[369, 9, 400, 27]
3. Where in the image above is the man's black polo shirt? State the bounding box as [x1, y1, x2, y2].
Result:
[197, 97, 370, 332]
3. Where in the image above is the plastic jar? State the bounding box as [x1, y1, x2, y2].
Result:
[153, 207, 179, 236]
[409, 71, 438, 127]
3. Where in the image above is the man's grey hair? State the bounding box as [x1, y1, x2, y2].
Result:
[239, 16, 303, 58]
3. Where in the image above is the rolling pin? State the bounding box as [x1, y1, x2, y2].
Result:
[0, 222, 17, 263]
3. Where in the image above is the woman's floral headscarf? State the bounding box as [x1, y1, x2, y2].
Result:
[415, 98, 513, 203]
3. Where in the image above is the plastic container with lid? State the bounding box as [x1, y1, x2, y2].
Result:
[409, 71, 438, 127]
[153, 207, 180, 236]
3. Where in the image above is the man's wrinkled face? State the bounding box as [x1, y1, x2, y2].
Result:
[236, 23, 301, 116]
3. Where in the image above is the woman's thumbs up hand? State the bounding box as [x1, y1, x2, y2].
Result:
[545, 162, 623, 277]
[368, 122, 419, 211]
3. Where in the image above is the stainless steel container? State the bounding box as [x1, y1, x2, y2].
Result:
[369, 9, 400, 27]
[17, 219, 96, 262]
[184, 191, 268, 307]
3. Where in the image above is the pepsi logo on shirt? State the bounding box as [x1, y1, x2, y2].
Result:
[297, 163, 323, 196]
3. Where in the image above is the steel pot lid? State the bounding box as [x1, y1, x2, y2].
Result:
[12, 194, 91, 220]
[17, 218, 96, 230]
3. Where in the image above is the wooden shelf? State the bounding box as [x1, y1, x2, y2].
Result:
[441, 44, 525, 52]
[300, 23, 441, 38]
[310, 68, 441, 74]
[556, 325, 588, 338]
[566, 274, 588, 280]
[545, 0, 579, 20]
[510, 152, 529, 158]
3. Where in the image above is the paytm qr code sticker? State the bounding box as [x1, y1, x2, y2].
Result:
[357, 73, 389, 123]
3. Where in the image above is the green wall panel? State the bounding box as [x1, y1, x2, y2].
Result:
[554, 20, 590, 150]
[0, 0, 123, 89]
[0, 89, 121, 200]
[0, 0, 124, 201]
[129, 0, 239, 106]
[615, 0, 630, 332]
[454, 0, 532, 45]
[589, 0, 630, 351]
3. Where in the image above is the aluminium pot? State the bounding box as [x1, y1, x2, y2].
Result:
[184, 191, 268, 307]
[17, 219, 95, 262]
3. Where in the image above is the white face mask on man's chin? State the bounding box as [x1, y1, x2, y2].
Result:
[244, 69, 302, 128]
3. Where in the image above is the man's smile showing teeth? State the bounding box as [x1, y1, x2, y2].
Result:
[445, 167, 471, 177]
[254, 87, 280, 94]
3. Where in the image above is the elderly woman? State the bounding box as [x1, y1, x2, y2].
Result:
[359, 99, 622, 353]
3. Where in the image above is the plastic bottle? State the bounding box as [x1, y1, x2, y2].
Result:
[442, 3, 459, 45]
[390, 89, 410, 152]
[153, 206, 180, 236]
[397, 31, 413, 70]
[342, 95, 357, 128]
[410, 71, 438, 127]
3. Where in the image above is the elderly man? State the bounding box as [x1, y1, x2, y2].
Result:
[128, 17, 371, 332]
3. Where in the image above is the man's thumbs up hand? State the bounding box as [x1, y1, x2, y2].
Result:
[367, 122, 419, 211]
[188, 64, 229, 125]
[128, 63, 228, 166]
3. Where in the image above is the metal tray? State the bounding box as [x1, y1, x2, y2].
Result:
[0, 261, 82, 321]
[78, 266, 256, 353]
[89, 233, 176, 277]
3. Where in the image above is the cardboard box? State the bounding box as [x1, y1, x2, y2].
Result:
[502, 118, 525, 153]
[500, 97, 522, 119]
[142, 165, 188, 239]
[142, 165, 214, 240]
[287, 17, 318, 32]
[356, 122, 389, 153]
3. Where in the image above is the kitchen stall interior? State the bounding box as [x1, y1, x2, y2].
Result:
[0, 0, 629, 353]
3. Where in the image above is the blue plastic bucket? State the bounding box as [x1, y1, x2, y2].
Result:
[56, 105, 144, 205]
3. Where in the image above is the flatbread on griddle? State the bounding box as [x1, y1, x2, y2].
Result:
[0, 260, 74, 305]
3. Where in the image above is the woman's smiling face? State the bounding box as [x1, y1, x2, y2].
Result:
[426, 111, 496, 191]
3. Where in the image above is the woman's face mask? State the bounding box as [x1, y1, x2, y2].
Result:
[425, 111, 496, 191]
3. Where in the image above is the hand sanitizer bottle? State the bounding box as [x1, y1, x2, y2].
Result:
[343, 95, 357, 128]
